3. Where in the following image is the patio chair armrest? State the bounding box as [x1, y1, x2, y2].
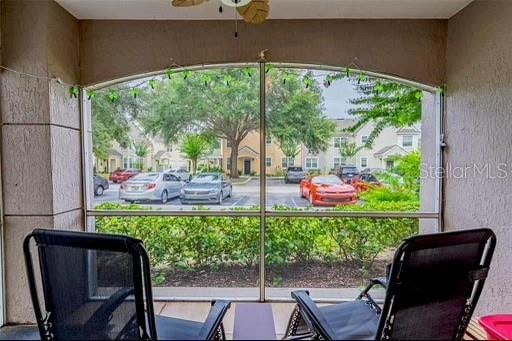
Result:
[85, 287, 135, 330]
[370, 276, 388, 289]
[198, 300, 231, 340]
[291, 290, 337, 340]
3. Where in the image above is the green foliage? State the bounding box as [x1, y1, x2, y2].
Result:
[141, 68, 259, 178]
[338, 142, 366, 159]
[347, 79, 422, 146]
[91, 88, 144, 159]
[95, 203, 418, 272]
[391, 151, 421, 190]
[197, 164, 224, 173]
[180, 134, 214, 175]
[267, 69, 336, 156]
[140, 68, 334, 177]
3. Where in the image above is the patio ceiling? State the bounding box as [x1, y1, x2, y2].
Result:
[56, 0, 473, 20]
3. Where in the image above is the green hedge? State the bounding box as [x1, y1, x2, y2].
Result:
[96, 202, 418, 271]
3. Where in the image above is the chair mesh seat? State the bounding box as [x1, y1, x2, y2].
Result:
[320, 301, 378, 340]
[155, 315, 204, 340]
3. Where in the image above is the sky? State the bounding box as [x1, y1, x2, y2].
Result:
[314, 70, 360, 119]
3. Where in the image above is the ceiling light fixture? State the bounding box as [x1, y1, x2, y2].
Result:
[221, 0, 251, 7]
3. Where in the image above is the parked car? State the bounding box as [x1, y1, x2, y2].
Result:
[110, 168, 140, 183]
[300, 175, 357, 206]
[180, 173, 232, 205]
[351, 171, 383, 193]
[93, 175, 109, 196]
[335, 165, 360, 183]
[119, 172, 185, 204]
[166, 167, 192, 181]
[285, 166, 307, 184]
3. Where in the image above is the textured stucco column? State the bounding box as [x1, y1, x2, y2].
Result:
[446, 0, 512, 316]
[0, 0, 83, 323]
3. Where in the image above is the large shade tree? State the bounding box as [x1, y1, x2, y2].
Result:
[266, 69, 335, 161]
[91, 89, 144, 160]
[141, 68, 335, 177]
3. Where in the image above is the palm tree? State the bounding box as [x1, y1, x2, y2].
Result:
[133, 142, 149, 170]
[180, 134, 212, 175]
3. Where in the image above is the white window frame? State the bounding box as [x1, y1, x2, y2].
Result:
[305, 157, 319, 169]
[402, 135, 413, 147]
[282, 157, 295, 168]
[361, 135, 368, 145]
[333, 137, 347, 148]
[360, 157, 368, 168]
[333, 157, 345, 168]
[265, 157, 272, 167]
[265, 136, 272, 145]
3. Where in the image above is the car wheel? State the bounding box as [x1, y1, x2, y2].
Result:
[299, 186, 305, 198]
[125, 200, 134, 204]
[217, 191, 223, 204]
[227, 186, 232, 197]
[161, 190, 169, 204]
[309, 193, 314, 205]
[188, 175, 192, 181]
[95, 185, 104, 196]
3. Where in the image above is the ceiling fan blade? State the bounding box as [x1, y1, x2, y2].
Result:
[171, 0, 208, 7]
[237, 0, 269, 24]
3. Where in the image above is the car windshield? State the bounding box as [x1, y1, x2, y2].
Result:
[342, 167, 358, 174]
[312, 176, 343, 185]
[191, 174, 219, 183]
[132, 173, 159, 181]
[288, 167, 303, 172]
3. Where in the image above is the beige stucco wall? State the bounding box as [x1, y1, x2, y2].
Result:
[445, 0, 512, 315]
[79, 18, 447, 87]
[0, 0, 83, 323]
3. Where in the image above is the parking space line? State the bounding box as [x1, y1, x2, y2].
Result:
[230, 197, 244, 207]
[291, 196, 299, 208]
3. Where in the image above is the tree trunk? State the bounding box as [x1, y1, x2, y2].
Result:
[191, 159, 197, 175]
[230, 141, 239, 178]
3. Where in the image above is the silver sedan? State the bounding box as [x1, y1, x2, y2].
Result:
[180, 173, 232, 205]
[119, 172, 185, 204]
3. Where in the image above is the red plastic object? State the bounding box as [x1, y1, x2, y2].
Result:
[479, 315, 512, 340]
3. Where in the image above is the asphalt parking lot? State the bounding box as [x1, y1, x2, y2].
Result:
[94, 178, 311, 210]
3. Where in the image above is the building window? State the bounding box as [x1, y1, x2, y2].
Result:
[334, 137, 348, 148]
[266, 135, 272, 144]
[305, 157, 318, 169]
[265, 157, 272, 167]
[226, 140, 232, 148]
[282, 157, 295, 168]
[166, 145, 173, 152]
[333, 157, 345, 168]
[361, 136, 368, 145]
[402, 135, 413, 147]
[123, 157, 135, 169]
[360, 157, 368, 168]
[386, 160, 394, 169]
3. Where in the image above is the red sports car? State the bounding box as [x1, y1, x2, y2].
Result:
[300, 175, 358, 206]
[110, 168, 140, 183]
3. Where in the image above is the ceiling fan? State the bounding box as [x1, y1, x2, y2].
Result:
[171, 0, 269, 24]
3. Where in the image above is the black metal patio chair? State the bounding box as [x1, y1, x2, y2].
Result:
[24, 229, 231, 340]
[284, 228, 496, 340]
